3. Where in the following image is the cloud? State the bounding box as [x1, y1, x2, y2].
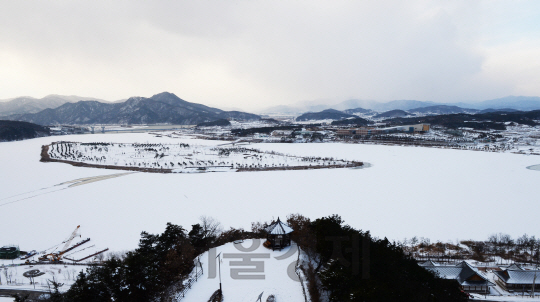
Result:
[1, 1, 540, 110]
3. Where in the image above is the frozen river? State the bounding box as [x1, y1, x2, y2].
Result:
[1, 133, 539, 253]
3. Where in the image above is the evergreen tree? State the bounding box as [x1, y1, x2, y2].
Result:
[310, 215, 468, 302]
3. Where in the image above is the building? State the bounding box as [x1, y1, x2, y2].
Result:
[380, 124, 430, 133]
[264, 217, 294, 251]
[422, 261, 494, 293]
[0, 245, 20, 259]
[493, 264, 540, 292]
[335, 124, 430, 139]
[335, 128, 385, 138]
[271, 130, 293, 137]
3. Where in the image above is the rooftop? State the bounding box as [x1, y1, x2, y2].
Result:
[265, 217, 294, 235]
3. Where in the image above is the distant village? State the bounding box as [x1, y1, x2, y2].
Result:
[44, 117, 540, 157]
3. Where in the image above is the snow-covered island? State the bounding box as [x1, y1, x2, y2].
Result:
[42, 141, 363, 173]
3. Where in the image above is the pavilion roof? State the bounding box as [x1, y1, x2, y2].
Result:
[265, 217, 294, 235]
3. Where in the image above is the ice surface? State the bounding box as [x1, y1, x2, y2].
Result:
[1, 133, 539, 255]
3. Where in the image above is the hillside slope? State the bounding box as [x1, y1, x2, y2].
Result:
[0, 120, 50, 141]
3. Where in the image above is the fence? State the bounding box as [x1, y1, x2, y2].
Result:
[175, 260, 203, 301]
[295, 248, 309, 302]
[411, 254, 466, 264]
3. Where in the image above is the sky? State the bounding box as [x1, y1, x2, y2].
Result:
[1, 1, 540, 111]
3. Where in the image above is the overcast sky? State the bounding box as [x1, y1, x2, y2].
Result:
[1, 1, 540, 111]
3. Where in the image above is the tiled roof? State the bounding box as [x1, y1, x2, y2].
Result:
[506, 264, 523, 271]
[418, 260, 439, 267]
[425, 261, 494, 287]
[427, 267, 462, 279]
[495, 269, 540, 285]
[265, 217, 294, 235]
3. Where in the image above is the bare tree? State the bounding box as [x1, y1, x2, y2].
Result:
[200, 216, 223, 239]
[4, 268, 14, 284]
[95, 251, 105, 262]
[106, 250, 128, 261]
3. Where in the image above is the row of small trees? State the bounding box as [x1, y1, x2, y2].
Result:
[403, 233, 540, 264]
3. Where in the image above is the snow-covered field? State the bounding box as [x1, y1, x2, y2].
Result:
[0, 262, 86, 293]
[181, 239, 304, 302]
[1, 132, 539, 257]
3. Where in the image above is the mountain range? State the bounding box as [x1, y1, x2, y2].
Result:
[2, 92, 260, 125]
[0, 95, 108, 116]
[261, 96, 540, 115]
[293, 104, 529, 121]
[3, 92, 540, 124]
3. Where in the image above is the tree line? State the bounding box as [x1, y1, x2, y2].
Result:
[13, 215, 467, 302]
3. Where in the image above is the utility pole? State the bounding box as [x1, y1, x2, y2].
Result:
[532, 266, 537, 298]
[216, 252, 222, 294]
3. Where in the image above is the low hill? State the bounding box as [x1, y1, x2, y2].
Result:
[296, 109, 356, 121]
[478, 108, 521, 114]
[0, 120, 50, 142]
[384, 110, 540, 130]
[331, 117, 372, 126]
[5, 92, 260, 125]
[196, 119, 231, 127]
[374, 109, 414, 119]
[343, 107, 376, 115]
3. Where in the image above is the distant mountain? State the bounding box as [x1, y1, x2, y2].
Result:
[295, 109, 356, 121]
[407, 105, 478, 115]
[460, 96, 540, 111]
[0, 120, 50, 141]
[338, 97, 540, 111]
[262, 99, 442, 115]
[0, 95, 107, 116]
[331, 99, 438, 111]
[373, 110, 414, 119]
[260, 95, 540, 116]
[372, 100, 437, 111]
[4, 92, 260, 125]
[260, 104, 331, 115]
[259, 105, 302, 115]
[478, 108, 521, 114]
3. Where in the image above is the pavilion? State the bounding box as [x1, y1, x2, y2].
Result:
[264, 217, 294, 251]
